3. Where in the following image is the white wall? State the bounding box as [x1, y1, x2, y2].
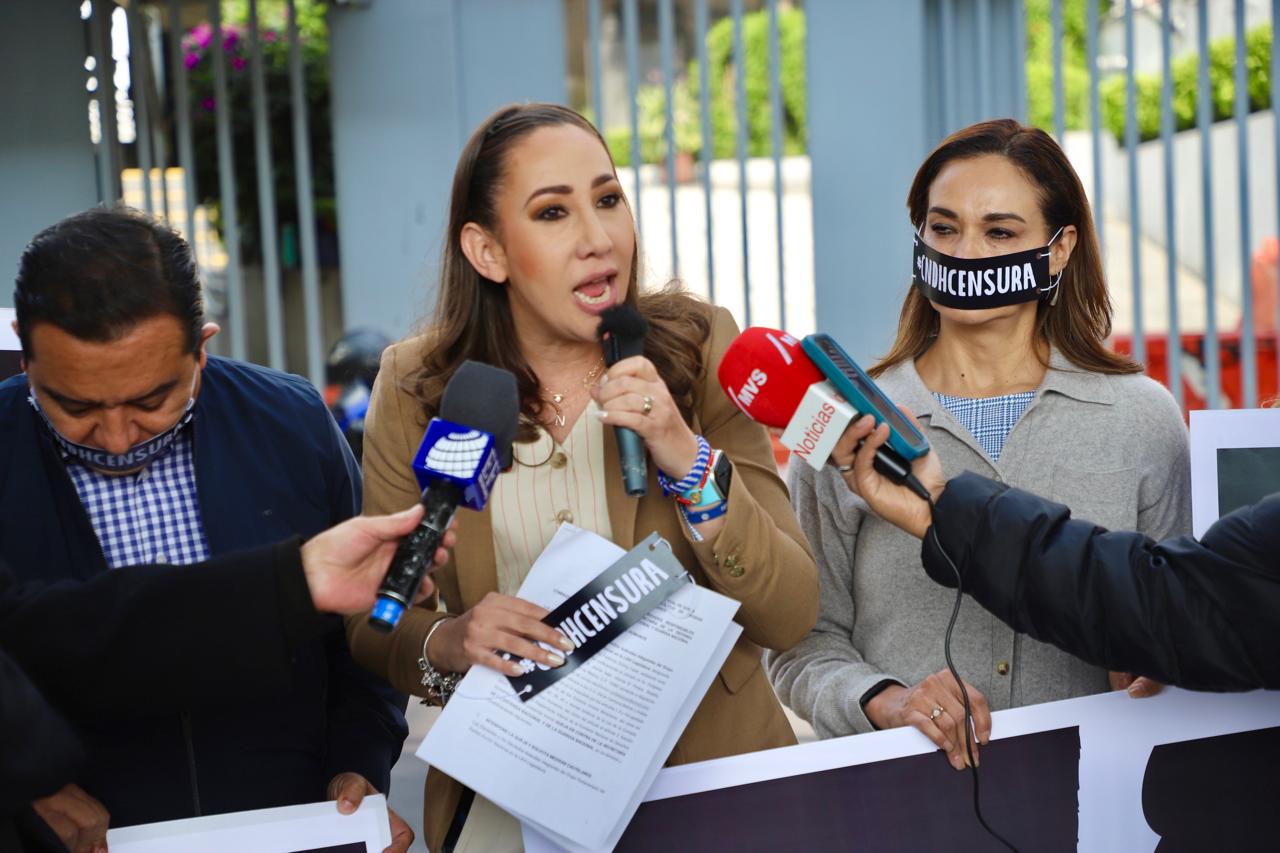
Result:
[1099, 109, 1280, 306]
[327, 0, 567, 340]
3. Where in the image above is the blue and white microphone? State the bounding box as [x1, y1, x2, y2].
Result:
[368, 361, 519, 631]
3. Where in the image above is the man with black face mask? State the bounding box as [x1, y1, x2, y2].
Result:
[0, 207, 412, 849]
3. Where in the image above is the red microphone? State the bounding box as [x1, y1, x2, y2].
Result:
[718, 327, 856, 469]
[716, 327, 823, 427]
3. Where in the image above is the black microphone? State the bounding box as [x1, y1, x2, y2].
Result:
[368, 361, 518, 632]
[597, 305, 649, 497]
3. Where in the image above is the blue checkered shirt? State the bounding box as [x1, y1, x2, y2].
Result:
[933, 390, 1035, 462]
[64, 429, 211, 569]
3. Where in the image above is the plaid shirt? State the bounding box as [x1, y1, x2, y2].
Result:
[933, 390, 1035, 462]
[64, 428, 211, 569]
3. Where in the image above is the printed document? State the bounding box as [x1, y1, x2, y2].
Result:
[417, 524, 741, 851]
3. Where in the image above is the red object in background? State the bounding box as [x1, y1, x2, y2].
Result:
[1114, 239, 1280, 413]
[1112, 333, 1279, 413]
[771, 433, 790, 476]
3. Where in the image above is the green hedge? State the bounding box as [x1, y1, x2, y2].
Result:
[605, 7, 806, 167]
[1025, 0, 1101, 132]
[1100, 24, 1272, 144]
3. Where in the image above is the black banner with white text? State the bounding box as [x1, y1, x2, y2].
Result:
[506, 532, 688, 702]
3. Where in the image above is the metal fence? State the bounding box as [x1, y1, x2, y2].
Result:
[584, 0, 1280, 411]
[1043, 0, 1279, 409]
[84, 0, 328, 386]
[582, 0, 796, 330]
[77, 1, 1280, 409]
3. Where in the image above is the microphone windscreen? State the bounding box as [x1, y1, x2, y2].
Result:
[717, 327, 824, 428]
[597, 304, 649, 364]
[440, 360, 520, 467]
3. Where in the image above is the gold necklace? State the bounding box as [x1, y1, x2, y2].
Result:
[543, 358, 605, 428]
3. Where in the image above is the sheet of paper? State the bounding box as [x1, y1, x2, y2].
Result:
[107, 794, 391, 853]
[418, 524, 741, 851]
[521, 620, 742, 853]
[1189, 408, 1280, 537]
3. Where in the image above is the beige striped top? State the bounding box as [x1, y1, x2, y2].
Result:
[458, 401, 618, 850]
[489, 399, 614, 595]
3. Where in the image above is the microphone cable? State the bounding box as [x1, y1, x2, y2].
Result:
[895, 472, 1020, 853]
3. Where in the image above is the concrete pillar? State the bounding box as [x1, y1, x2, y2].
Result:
[0, 0, 100, 305]
[328, 0, 568, 339]
[806, 0, 1025, 366]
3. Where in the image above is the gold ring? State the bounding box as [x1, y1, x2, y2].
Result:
[641, 395, 653, 416]
[929, 706, 944, 721]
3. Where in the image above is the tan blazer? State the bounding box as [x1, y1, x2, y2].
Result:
[347, 303, 818, 852]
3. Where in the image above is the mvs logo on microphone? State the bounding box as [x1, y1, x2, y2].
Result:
[733, 368, 769, 409]
[717, 327, 823, 428]
[412, 419, 502, 510]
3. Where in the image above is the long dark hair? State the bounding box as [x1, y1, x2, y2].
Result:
[872, 118, 1139, 378]
[412, 103, 709, 441]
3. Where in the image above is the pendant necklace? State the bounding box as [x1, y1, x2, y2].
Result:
[543, 358, 605, 428]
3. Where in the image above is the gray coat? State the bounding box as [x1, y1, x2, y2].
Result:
[766, 350, 1192, 738]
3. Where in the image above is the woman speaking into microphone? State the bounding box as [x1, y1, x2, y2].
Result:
[346, 103, 817, 852]
[767, 119, 1192, 772]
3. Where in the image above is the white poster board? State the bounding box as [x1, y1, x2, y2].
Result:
[1189, 408, 1280, 537]
[0, 307, 16, 350]
[600, 689, 1280, 853]
[0, 307, 20, 381]
[106, 794, 391, 853]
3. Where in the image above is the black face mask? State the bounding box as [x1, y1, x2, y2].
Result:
[911, 227, 1064, 310]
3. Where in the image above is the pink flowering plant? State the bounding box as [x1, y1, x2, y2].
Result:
[183, 1, 336, 265]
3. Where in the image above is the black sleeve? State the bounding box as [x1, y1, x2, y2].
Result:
[920, 471, 1280, 691]
[0, 540, 326, 718]
[315, 386, 409, 793]
[0, 649, 84, 815]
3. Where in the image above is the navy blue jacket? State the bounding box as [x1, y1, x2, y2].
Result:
[923, 471, 1280, 691]
[0, 357, 408, 827]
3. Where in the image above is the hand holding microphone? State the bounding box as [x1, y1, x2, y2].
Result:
[719, 328, 992, 769]
[835, 412, 946, 540]
[594, 305, 702, 491]
[301, 504, 450, 615]
[368, 361, 520, 632]
[717, 327, 932, 500]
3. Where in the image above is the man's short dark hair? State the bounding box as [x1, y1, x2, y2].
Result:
[13, 206, 205, 359]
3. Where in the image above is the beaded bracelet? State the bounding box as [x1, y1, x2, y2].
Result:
[657, 435, 711, 498]
[685, 450, 725, 509]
